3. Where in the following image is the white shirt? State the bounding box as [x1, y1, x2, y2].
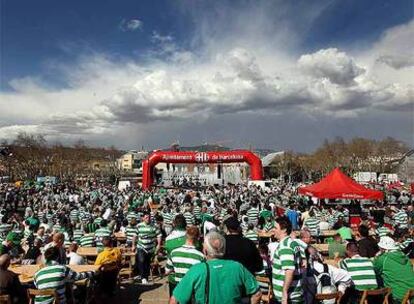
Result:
[203, 221, 216, 236]
[103, 208, 112, 220]
[268, 241, 279, 261]
[312, 261, 352, 294]
[67, 252, 84, 265]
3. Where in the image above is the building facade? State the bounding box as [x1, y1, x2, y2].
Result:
[117, 151, 148, 172]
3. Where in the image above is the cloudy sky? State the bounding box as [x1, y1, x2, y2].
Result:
[1, 0, 413, 152]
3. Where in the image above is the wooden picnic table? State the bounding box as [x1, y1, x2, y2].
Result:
[77, 247, 136, 257]
[77, 247, 99, 257]
[320, 230, 337, 237]
[313, 243, 329, 254]
[114, 232, 126, 241]
[9, 264, 100, 284]
[69, 265, 100, 273]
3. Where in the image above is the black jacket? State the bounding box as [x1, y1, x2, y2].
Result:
[358, 237, 379, 258]
[223, 234, 263, 274]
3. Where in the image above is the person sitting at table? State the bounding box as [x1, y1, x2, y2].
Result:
[67, 243, 84, 265]
[0, 254, 25, 303]
[373, 236, 414, 303]
[357, 224, 379, 258]
[94, 220, 112, 249]
[0, 232, 22, 257]
[35, 227, 46, 244]
[397, 229, 414, 258]
[302, 209, 320, 240]
[339, 242, 378, 303]
[79, 227, 95, 248]
[34, 246, 95, 304]
[303, 246, 352, 304]
[94, 236, 121, 297]
[43, 232, 66, 265]
[328, 234, 346, 259]
[95, 236, 121, 267]
[22, 238, 42, 265]
[334, 218, 353, 241]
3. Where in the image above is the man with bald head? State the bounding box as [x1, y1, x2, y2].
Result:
[170, 231, 261, 304]
[0, 254, 24, 302]
[43, 232, 66, 264]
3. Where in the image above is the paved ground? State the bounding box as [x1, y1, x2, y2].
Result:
[138, 277, 170, 303]
[117, 276, 170, 304]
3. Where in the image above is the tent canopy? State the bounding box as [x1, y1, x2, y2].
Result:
[299, 168, 383, 200]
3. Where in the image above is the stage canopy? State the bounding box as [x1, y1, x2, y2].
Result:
[298, 168, 383, 200]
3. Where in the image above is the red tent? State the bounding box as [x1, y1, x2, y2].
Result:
[298, 168, 383, 200]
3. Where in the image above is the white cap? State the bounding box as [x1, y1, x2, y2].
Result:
[378, 236, 398, 250]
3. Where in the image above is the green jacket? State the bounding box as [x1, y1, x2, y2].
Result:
[373, 250, 414, 300]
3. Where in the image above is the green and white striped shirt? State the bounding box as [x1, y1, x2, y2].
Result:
[94, 227, 112, 247]
[183, 212, 195, 226]
[272, 236, 304, 303]
[126, 211, 138, 222]
[393, 210, 408, 229]
[244, 230, 259, 243]
[34, 261, 94, 304]
[339, 255, 377, 291]
[137, 222, 161, 253]
[69, 210, 79, 222]
[303, 217, 320, 236]
[125, 226, 139, 244]
[193, 206, 201, 220]
[0, 223, 12, 238]
[79, 234, 95, 247]
[247, 208, 259, 225]
[263, 221, 275, 232]
[166, 244, 204, 283]
[93, 217, 103, 226]
[73, 229, 83, 243]
[376, 226, 392, 238]
[162, 212, 174, 227]
[399, 238, 413, 251]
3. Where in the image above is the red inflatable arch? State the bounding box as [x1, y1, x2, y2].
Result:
[141, 150, 263, 189]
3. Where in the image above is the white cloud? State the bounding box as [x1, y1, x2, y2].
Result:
[298, 48, 365, 86]
[376, 55, 414, 70]
[2, 45, 411, 142]
[0, 4, 412, 147]
[119, 19, 143, 32]
[357, 20, 414, 86]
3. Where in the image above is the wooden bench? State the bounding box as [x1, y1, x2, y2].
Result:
[27, 289, 60, 304]
[359, 287, 391, 304]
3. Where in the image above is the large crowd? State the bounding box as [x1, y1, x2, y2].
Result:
[0, 180, 413, 304]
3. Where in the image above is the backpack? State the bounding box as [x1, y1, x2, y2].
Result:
[304, 262, 335, 304]
[312, 263, 332, 288]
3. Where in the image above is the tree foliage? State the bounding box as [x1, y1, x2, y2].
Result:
[0, 132, 123, 180]
[266, 136, 410, 182]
